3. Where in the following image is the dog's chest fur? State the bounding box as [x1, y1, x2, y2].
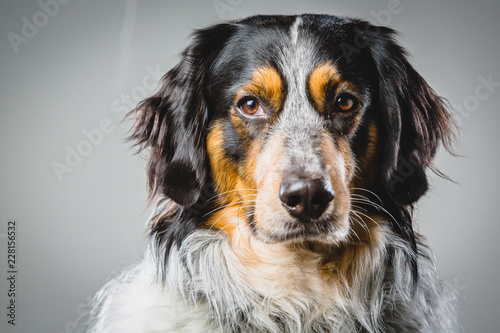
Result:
[90, 227, 456, 333]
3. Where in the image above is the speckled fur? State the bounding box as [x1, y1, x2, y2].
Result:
[90, 208, 457, 332]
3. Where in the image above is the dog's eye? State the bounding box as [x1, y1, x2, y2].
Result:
[334, 94, 358, 112]
[239, 99, 264, 116]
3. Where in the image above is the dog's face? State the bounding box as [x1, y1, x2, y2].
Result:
[206, 19, 376, 244]
[131, 15, 452, 249]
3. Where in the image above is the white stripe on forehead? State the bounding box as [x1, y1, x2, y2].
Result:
[266, 16, 325, 176]
[290, 16, 302, 46]
[280, 16, 318, 120]
[283, 16, 311, 95]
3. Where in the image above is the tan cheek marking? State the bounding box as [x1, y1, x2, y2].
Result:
[206, 120, 260, 239]
[206, 121, 241, 236]
[308, 63, 341, 112]
[242, 136, 262, 187]
[206, 121, 240, 196]
[235, 66, 283, 111]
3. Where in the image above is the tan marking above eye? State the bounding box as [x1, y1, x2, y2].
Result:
[309, 63, 362, 114]
[308, 63, 341, 111]
[236, 66, 283, 111]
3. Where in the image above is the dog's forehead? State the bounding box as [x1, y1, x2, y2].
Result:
[235, 14, 354, 40]
[213, 15, 356, 91]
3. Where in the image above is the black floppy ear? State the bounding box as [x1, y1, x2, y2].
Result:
[129, 24, 234, 207]
[363, 24, 453, 206]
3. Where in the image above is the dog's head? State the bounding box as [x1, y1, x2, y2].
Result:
[130, 15, 452, 249]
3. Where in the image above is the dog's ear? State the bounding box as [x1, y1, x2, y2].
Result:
[362, 24, 454, 206]
[129, 24, 234, 207]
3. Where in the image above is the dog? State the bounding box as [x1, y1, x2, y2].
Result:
[89, 14, 458, 332]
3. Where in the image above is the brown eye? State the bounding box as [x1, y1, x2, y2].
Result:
[239, 98, 263, 116]
[335, 94, 357, 112]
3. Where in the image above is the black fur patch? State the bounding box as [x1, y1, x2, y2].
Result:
[222, 120, 246, 163]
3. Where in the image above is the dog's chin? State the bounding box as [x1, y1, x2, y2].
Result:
[251, 216, 350, 245]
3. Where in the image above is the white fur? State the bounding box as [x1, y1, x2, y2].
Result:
[89, 219, 458, 333]
[89, 256, 212, 332]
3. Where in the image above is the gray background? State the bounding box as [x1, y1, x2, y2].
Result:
[1, 0, 499, 332]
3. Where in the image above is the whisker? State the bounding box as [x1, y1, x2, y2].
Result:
[350, 195, 398, 226]
[202, 199, 254, 217]
[349, 187, 383, 205]
[348, 217, 362, 243]
[350, 210, 371, 235]
[235, 201, 257, 237]
[351, 208, 381, 229]
[350, 201, 369, 213]
[207, 189, 258, 203]
[206, 205, 243, 231]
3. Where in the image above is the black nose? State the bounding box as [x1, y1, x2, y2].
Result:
[279, 178, 335, 220]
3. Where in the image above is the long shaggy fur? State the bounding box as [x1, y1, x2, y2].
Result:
[90, 215, 457, 332]
[89, 14, 458, 333]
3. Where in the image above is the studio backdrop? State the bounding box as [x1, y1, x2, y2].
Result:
[1, 1, 499, 332]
